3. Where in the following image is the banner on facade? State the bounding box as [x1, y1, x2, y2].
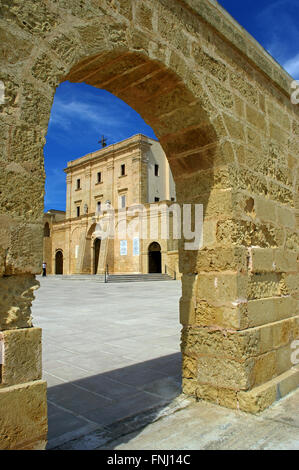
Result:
[120, 240, 127, 256]
[133, 237, 140, 256]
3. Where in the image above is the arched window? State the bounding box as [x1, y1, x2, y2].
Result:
[44, 222, 50, 237]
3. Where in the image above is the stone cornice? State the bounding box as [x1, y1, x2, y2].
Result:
[50, 199, 176, 227]
[179, 0, 294, 97]
[64, 134, 154, 174]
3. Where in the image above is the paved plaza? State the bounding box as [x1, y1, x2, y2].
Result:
[33, 277, 299, 450]
[33, 277, 182, 449]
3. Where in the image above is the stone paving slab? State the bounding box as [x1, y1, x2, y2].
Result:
[97, 390, 299, 450]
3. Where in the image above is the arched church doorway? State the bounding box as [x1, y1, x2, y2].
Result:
[55, 250, 63, 275]
[148, 242, 162, 273]
[94, 238, 101, 274]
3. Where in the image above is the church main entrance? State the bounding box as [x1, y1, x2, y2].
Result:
[148, 242, 162, 274]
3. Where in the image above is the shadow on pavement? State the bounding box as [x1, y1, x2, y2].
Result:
[47, 352, 183, 449]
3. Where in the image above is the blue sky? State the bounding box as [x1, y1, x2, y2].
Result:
[45, 86, 156, 210]
[44, 0, 299, 212]
[219, 0, 299, 75]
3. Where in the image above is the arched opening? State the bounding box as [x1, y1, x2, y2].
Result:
[94, 238, 101, 274]
[35, 49, 219, 448]
[35, 47, 220, 449]
[37, 72, 188, 446]
[148, 242, 162, 273]
[55, 250, 63, 275]
[44, 222, 50, 237]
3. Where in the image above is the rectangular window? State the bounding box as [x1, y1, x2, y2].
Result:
[76, 178, 81, 189]
[154, 197, 160, 202]
[120, 164, 126, 176]
[76, 206, 80, 217]
[119, 195, 126, 209]
[154, 164, 159, 176]
[97, 172, 102, 183]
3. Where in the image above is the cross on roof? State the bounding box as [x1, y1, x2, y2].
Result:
[99, 135, 107, 148]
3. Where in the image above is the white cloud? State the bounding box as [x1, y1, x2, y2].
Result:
[48, 97, 128, 132]
[255, 0, 299, 76]
[283, 53, 299, 79]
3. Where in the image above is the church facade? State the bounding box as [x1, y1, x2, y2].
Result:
[43, 134, 180, 277]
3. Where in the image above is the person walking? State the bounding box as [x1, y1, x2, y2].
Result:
[42, 262, 47, 277]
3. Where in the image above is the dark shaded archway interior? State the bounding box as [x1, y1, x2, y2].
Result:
[55, 250, 63, 275]
[148, 242, 162, 273]
[94, 238, 101, 274]
[44, 222, 50, 237]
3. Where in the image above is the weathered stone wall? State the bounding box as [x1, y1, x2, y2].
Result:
[0, 0, 298, 449]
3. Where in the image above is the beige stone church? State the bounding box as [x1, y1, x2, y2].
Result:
[43, 134, 180, 277]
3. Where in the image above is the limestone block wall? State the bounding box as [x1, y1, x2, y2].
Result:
[165, 250, 180, 279]
[113, 237, 140, 273]
[0, 0, 298, 449]
[42, 236, 52, 272]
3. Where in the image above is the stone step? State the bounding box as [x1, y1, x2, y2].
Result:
[56, 275, 105, 281]
[43, 274, 174, 282]
[107, 274, 173, 282]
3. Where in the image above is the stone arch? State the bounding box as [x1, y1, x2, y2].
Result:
[87, 222, 97, 238]
[0, 0, 298, 450]
[83, 222, 98, 274]
[64, 50, 221, 181]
